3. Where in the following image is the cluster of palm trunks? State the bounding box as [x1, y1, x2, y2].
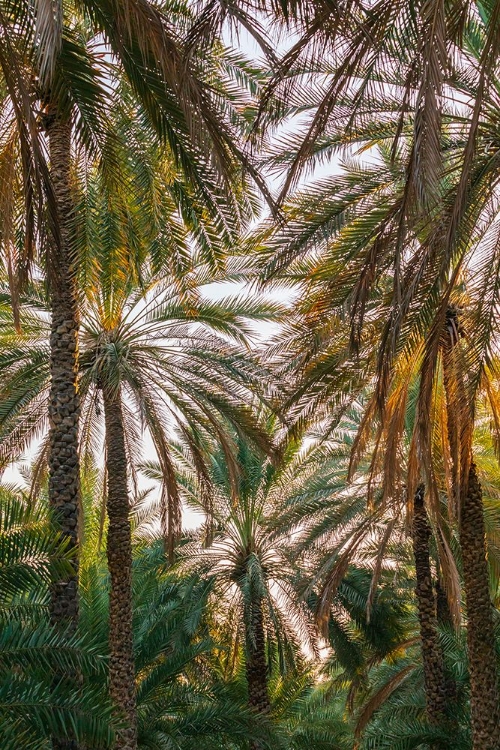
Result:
[2, 2, 500, 750]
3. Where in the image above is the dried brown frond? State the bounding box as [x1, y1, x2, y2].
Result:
[354, 664, 415, 743]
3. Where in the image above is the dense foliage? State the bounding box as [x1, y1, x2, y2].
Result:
[0, 1, 500, 749]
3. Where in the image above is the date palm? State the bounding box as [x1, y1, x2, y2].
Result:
[0, 0, 270, 645]
[260, 7, 500, 738]
[0, 7, 270, 740]
[166, 426, 318, 732]
[154, 422, 416, 748]
[270, 274, 500, 745]
[0, 255, 279, 747]
[268, 192, 500, 745]
[79, 537, 282, 750]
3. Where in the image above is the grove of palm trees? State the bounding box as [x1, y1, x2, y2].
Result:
[1, 1, 500, 749]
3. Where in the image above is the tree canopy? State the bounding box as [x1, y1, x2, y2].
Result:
[1, 2, 500, 749]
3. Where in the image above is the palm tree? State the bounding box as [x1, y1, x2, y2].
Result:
[259, 12, 500, 734]
[0, 9, 272, 740]
[273, 279, 500, 743]
[0, 0, 270, 642]
[146, 417, 420, 742]
[0, 258, 279, 746]
[169, 426, 318, 735]
[266, 331, 494, 739]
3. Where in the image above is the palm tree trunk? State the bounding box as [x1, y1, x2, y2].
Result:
[441, 310, 499, 746]
[45, 109, 80, 629]
[44, 109, 81, 750]
[244, 596, 270, 749]
[411, 484, 446, 725]
[102, 385, 137, 750]
[460, 462, 500, 750]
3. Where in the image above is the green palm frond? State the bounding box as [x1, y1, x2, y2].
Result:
[0, 482, 113, 749]
[0, 487, 71, 612]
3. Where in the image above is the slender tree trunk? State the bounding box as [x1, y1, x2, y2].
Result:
[460, 462, 500, 750]
[45, 109, 80, 627]
[411, 484, 446, 725]
[103, 386, 137, 750]
[244, 595, 270, 750]
[44, 109, 80, 750]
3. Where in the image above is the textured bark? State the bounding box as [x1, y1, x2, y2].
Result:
[411, 484, 446, 725]
[245, 596, 270, 750]
[103, 386, 137, 750]
[45, 109, 80, 629]
[44, 110, 81, 750]
[460, 462, 500, 750]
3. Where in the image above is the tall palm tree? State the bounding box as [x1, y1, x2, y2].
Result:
[0, 259, 279, 747]
[0, 7, 271, 740]
[268, 289, 500, 736]
[270, 261, 500, 744]
[0, 0, 270, 641]
[259, 11, 500, 734]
